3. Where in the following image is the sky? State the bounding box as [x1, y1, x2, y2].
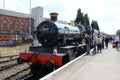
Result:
[0, 0, 120, 35]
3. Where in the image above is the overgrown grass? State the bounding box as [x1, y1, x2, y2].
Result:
[0, 43, 31, 56]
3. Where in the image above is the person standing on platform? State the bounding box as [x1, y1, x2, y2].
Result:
[92, 34, 98, 54]
[105, 36, 109, 48]
[85, 33, 91, 55]
[102, 37, 105, 49]
[97, 34, 102, 53]
[117, 40, 120, 50]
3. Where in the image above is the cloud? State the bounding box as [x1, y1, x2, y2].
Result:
[0, 0, 120, 34]
[98, 0, 120, 34]
[0, 0, 4, 8]
[2, 0, 30, 13]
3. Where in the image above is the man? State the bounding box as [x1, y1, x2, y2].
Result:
[92, 34, 98, 54]
[105, 36, 109, 48]
[84, 34, 91, 55]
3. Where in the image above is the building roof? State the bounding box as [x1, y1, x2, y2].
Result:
[0, 8, 30, 18]
[0, 8, 68, 24]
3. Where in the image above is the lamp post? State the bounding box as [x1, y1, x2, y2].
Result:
[3, 0, 5, 8]
[29, 0, 31, 34]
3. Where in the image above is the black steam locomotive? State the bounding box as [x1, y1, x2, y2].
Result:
[17, 13, 93, 75]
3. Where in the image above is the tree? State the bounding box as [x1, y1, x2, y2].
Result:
[74, 8, 90, 27]
[74, 8, 100, 35]
[83, 14, 90, 26]
[81, 14, 91, 35]
[75, 8, 83, 24]
[91, 20, 99, 31]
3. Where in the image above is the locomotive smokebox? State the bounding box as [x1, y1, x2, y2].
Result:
[50, 12, 59, 22]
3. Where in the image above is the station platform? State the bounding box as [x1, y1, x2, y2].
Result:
[40, 44, 120, 80]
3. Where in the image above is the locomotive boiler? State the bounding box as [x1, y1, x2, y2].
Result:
[17, 13, 87, 75]
[36, 20, 82, 47]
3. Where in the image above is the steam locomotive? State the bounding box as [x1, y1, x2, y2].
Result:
[17, 13, 95, 75]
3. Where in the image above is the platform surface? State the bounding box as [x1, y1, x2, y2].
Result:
[41, 44, 120, 80]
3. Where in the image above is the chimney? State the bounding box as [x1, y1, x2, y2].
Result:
[50, 12, 58, 22]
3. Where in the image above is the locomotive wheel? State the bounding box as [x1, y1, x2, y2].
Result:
[44, 60, 54, 73]
[17, 57, 24, 64]
[30, 60, 42, 75]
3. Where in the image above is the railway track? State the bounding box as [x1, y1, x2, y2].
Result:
[0, 54, 19, 63]
[0, 56, 31, 80]
[0, 63, 30, 80]
[0, 59, 17, 71]
[0, 55, 19, 71]
[17, 71, 48, 80]
[0, 54, 18, 58]
[17, 73, 34, 80]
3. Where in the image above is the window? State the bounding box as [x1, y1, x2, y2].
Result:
[16, 25, 19, 31]
[3, 23, 7, 29]
[26, 25, 29, 32]
[9, 24, 14, 29]
[21, 25, 25, 31]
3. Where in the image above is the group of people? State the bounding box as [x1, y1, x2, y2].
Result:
[84, 33, 109, 55]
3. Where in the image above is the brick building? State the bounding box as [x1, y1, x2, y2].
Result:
[0, 9, 34, 35]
